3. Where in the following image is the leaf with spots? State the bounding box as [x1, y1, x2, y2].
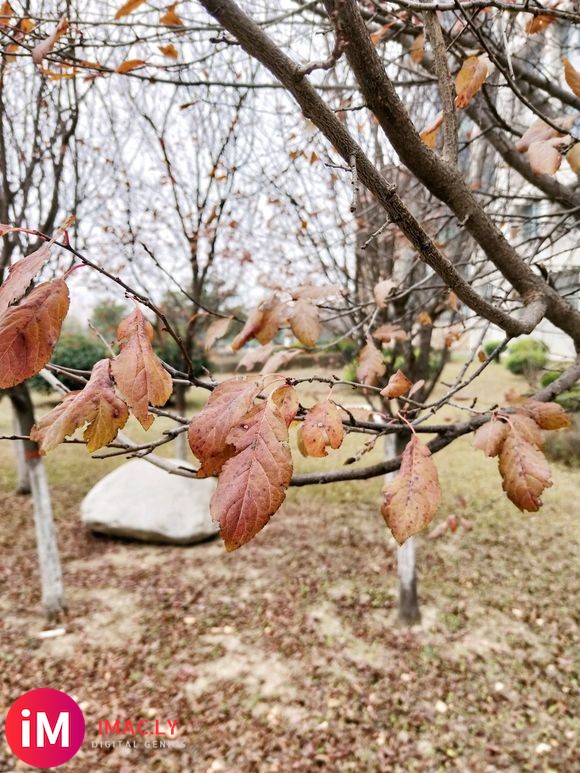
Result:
[110, 308, 172, 430]
[30, 359, 129, 454]
[0, 278, 69, 389]
[210, 398, 293, 551]
[381, 435, 441, 544]
[498, 425, 552, 512]
[188, 378, 262, 477]
[270, 384, 299, 427]
[298, 399, 345, 457]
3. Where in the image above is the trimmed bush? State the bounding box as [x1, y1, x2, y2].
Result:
[30, 334, 107, 393]
[505, 338, 548, 375]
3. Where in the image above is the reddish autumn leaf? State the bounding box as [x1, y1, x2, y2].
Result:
[288, 298, 320, 348]
[380, 369, 413, 399]
[510, 413, 544, 447]
[115, 59, 147, 73]
[498, 426, 552, 512]
[237, 344, 273, 372]
[373, 278, 396, 309]
[31, 15, 68, 65]
[270, 384, 299, 426]
[381, 435, 441, 544]
[188, 378, 261, 476]
[114, 0, 146, 20]
[160, 3, 183, 26]
[204, 315, 232, 351]
[297, 399, 345, 457]
[520, 400, 571, 430]
[110, 308, 172, 430]
[30, 359, 129, 454]
[357, 336, 386, 386]
[525, 13, 555, 34]
[210, 399, 293, 551]
[473, 419, 508, 457]
[159, 43, 178, 59]
[0, 279, 69, 389]
[416, 310, 433, 326]
[372, 323, 408, 344]
[563, 58, 580, 97]
[454, 54, 491, 109]
[410, 33, 425, 64]
[261, 347, 300, 375]
[231, 298, 286, 351]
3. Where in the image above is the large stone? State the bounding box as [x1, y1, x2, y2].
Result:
[81, 459, 219, 545]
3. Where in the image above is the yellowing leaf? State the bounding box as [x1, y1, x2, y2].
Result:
[370, 24, 391, 46]
[563, 58, 580, 98]
[0, 2, 13, 21]
[416, 310, 433, 326]
[159, 43, 178, 59]
[188, 378, 261, 477]
[498, 426, 552, 512]
[288, 298, 320, 348]
[31, 15, 68, 66]
[520, 400, 571, 430]
[357, 336, 386, 386]
[115, 59, 146, 73]
[381, 435, 441, 544]
[473, 419, 508, 457]
[297, 400, 344, 457]
[160, 3, 183, 26]
[380, 369, 413, 399]
[31, 359, 129, 454]
[420, 112, 443, 148]
[270, 384, 299, 427]
[0, 279, 69, 389]
[204, 315, 232, 351]
[454, 54, 491, 109]
[114, 0, 146, 20]
[210, 400, 293, 551]
[110, 308, 172, 430]
[373, 278, 396, 309]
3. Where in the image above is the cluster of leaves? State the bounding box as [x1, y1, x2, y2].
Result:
[473, 401, 571, 511]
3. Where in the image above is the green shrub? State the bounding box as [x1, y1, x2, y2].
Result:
[544, 416, 580, 467]
[540, 370, 562, 388]
[483, 339, 503, 362]
[505, 338, 548, 375]
[30, 334, 107, 393]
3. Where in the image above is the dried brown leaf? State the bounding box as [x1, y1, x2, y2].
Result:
[498, 426, 552, 512]
[288, 299, 320, 348]
[298, 399, 345, 457]
[473, 419, 508, 457]
[380, 369, 413, 399]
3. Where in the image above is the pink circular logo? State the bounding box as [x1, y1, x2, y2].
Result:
[5, 688, 85, 768]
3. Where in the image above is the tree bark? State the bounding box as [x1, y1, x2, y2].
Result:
[12, 406, 31, 495]
[8, 383, 65, 621]
[385, 433, 421, 624]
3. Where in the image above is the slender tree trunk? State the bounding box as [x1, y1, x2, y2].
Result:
[385, 433, 421, 625]
[13, 407, 31, 495]
[174, 382, 189, 461]
[8, 383, 65, 621]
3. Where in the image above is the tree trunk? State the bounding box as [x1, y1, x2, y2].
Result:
[385, 433, 421, 625]
[13, 407, 31, 495]
[8, 383, 65, 621]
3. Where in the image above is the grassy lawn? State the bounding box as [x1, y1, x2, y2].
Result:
[0, 360, 578, 771]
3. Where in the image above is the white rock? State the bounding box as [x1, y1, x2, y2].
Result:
[81, 460, 219, 545]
